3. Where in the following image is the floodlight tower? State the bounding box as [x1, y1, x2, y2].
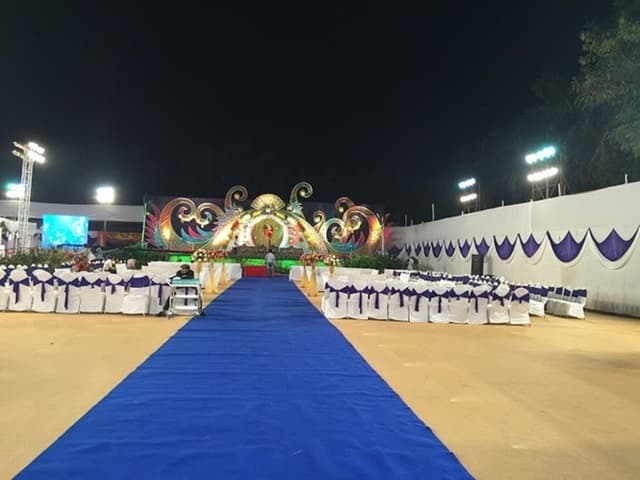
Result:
[524, 146, 563, 200]
[458, 177, 479, 213]
[11, 141, 46, 251]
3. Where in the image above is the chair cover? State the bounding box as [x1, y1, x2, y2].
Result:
[488, 284, 511, 324]
[31, 269, 57, 313]
[510, 287, 531, 325]
[408, 282, 430, 323]
[449, 284, 470, 324]
[428, 285, 451, 324]
[149, 274, 171, 315]
[122, 274, 151, 315]
[104, 274, 127, 313]
[346, 279, 370, 320]
[0, 271, 10, 311]
[387, 280, 411, 321]
[468, 285, 490, 325]
[365, 280, 389, 320]
[553, 288, 587, 319]
[55, 272, 82, 313]
[8, 268, 33, 311]
[529, 286, 547, 317]
[322, 278, 349, 319]
[79, 272, 106, 313]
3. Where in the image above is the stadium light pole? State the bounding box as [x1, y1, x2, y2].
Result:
[95, 186, 115, 232]
[525, 146, 559, 200]
[458, 177, 479, 213]
[12, 141, 46, 252]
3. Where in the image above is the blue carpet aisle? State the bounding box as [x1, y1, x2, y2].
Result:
[17, 278, 472, 479]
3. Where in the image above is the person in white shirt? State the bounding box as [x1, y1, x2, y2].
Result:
[265, 249, 276, 278]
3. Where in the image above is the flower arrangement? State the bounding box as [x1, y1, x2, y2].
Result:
[321, 254, 340, 267]
[299, 253, 320, 266]
[191, 248, 209, 263]
[207, 249, 230, 261]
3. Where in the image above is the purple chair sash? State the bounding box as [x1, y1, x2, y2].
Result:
[105, 278, 127, 294]
[55, 277, 82, 309]
[9, 277, 31, 303]
[366, 286, 390, 310]
[389, 287, 414, 308]
[430, 290, 450, 313]
[413, 289, 432, 312]
[128, 276, 151, 289]
[492, 291, 512, 307]
[350, 285, 370, 314]
[449, 290, 470, 301]
[324, 283, 352, 308]
[571, 288, 587, 299]
[151, 281, 169, 301]
[468, 290, 490, 312]
[512, 292, 530, 303]
[32, 277, 56, 302]
[78, 277, 105, 289]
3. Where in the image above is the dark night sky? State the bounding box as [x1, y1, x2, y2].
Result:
[0, 1, 611, 222]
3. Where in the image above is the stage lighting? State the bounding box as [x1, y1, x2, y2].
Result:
[460, 192, 478, 203]
[525, 146, 556, 165]
[527, 167, 559, 183]
[458, 178, 476, 190]
[95, 186, 115, 204]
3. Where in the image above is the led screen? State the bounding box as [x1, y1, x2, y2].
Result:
[42, 214, 89, 248]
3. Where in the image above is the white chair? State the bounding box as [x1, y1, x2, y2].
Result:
[529, 286, 548, 317]
[104, 274, 127, 313]
[554, 288, 587, 319]
[510, 287, 531, 325]
[7, 268, 33, 311]
[467, 285, 490, 325]
[387, 280, 411, 322]
[122, 273, 151, 315]
[488, 284, 511, 324]
[79, 272, 106, 313]
[409, 282, 430, 323]
[0, 270, 11, 311]
[322, 278, 349, 319]
[365, 280, 390, 320]
[428, 285, 451, 324]
[55, 272, 82, 314]
[149, 274, 171, 315]
[346, 279, 370, 320]
[31, 269, 57, 313]
[449, 284, 470, 324]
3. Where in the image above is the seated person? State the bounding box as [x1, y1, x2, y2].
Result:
[103, 259, 117, 274]
[173, 263, 195, 280]
[159, 264, 196, 316]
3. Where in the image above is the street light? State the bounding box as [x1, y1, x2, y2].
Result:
[95, 186, 115, 232]
[11, 141, 46, 251]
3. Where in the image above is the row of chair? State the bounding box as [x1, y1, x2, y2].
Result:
[0, 269, 171, 315]
[321, 278, 530, 325]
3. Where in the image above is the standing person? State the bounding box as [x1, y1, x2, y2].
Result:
[265, 249, 276, 278]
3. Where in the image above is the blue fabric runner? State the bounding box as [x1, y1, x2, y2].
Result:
[17, 277, 472, 480]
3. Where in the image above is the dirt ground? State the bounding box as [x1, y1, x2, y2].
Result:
[1, 282, 639, 479]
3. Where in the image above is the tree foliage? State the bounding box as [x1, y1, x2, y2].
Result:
[575, 15, 640, 158]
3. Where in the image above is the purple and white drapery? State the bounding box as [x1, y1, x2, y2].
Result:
[391, 224, 639, 269]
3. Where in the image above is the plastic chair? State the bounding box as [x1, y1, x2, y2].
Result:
[7, 268, 33, 311]
[510, 287, 531, 325]
[488, 284, 511, 324]
[122, 273, 151, 315]
[322, 278, 349, 319]
[104, 274, 127, 313]
[468, 284, 490, 325]
[55, 272, 82, 314]
[346, 279, 370, 320]
[449, 284, 470, 324]
[79, 272, 106, 313]
[31, 269, 57, 313]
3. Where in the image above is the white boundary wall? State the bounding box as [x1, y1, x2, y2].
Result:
[391, 182, 640, 317]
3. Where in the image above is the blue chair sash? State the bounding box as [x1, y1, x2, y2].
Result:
[389, 287, 414, 308]
[349, 285, 371, 314]
[128, 276, 151, 289]
[55, 277, 82, 309]
[430, 290, 450, 313]
[413, 289, 432, 312]
[151, 281, 169, 301]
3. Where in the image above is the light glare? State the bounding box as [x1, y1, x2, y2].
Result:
[460, 193, 478, 203]
[5, 182, 24, 199]
[527, 167, 559, 183]
[525, 146, 557, 165]
[458, 178, 476, 190]
[95, 186, 115, 204]
[27, 142, 45, 154]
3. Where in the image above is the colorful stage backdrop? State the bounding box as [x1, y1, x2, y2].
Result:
[144, 182, 386, 255]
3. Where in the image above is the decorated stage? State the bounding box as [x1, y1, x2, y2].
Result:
[144, 182, 390, 257]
